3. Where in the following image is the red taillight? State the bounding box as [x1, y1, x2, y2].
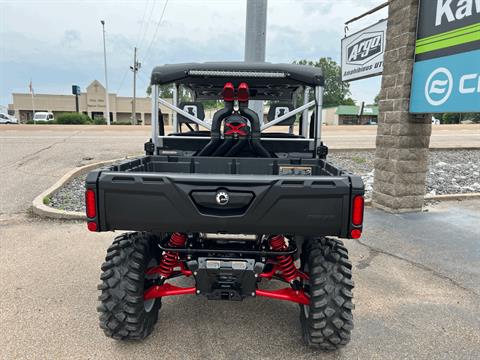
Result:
[85, 189, 96, 219]
[222, 82, 235, 102]
[87, 221, 98, 232]
[352, 195, 364, 226]
[350, 229, 362, 239]
[237, 82, 249, 102]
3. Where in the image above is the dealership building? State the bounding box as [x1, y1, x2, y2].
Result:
[322, 105, 378, 125]
[8, 80, 174, 124]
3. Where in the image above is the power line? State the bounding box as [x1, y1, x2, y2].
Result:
[117, 0, 157, 94]
[115, 66, 129, 94]
[141, 0, 169, 67]
[135, 0, 151, 48]
[137, 0, 159, 51]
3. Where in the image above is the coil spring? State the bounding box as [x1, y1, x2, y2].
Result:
[156, 232, 187, 278]
[269, 235, 298, 283]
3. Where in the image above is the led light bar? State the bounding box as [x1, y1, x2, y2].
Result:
[188, 70, 287, 78]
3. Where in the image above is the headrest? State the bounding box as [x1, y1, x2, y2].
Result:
[267, 102, 295, 125]
[178, 102, 205, 123]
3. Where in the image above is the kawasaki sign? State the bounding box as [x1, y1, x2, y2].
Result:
[410, 0, 480, 113]
[341, 20, 387, 82]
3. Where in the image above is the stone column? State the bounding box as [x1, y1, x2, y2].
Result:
[372, 0, 432, 213]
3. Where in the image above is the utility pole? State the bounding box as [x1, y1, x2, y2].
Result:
[244, 0, 267, 124]
[130, 47, 141, 125]
[101, 20, 111, 125]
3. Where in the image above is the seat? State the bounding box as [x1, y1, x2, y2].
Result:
[177, 102, 205, 133]
[267, 102, 296, 134]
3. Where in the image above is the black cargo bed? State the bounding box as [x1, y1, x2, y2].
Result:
[87, 156, 363, 237]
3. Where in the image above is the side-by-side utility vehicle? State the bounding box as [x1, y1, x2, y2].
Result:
[86, 62, 364, 350]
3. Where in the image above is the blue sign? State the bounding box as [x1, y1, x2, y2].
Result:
[410, 49, 480, 113]
[72, 85, 81, 95]
[410, 0, 480, 113]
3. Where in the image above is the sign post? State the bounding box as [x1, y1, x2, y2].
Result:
[341, 19, 387, 82]
[410, 0, 480, 113]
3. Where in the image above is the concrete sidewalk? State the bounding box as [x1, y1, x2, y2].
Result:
[363, 200, 480, 295]
[0, 201, 479, 359]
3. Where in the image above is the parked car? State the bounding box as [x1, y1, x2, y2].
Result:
[33, 112, 54, 122]
[88, 62, 364, 350]
[0, 112, 18, 124]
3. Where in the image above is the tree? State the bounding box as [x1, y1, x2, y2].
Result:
[373, 93, 380, 105]
[441, 113, 460, 124]
[441, 113, 480, 124]
[294, 58, 354, 107]
[146, 84, 174, 98]
[146, 84, 221, 109]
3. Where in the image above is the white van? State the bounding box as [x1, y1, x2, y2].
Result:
[0, 112, 18, 124]
[33, 112, 54, 122]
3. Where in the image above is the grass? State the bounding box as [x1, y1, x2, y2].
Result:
[351, 156, 366, 164]
[43, 196, 51, 205]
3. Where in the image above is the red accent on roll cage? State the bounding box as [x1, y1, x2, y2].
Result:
[222, 82, 235, 102]
[237, 82, 250, 102]
[225, 122, 248, 136]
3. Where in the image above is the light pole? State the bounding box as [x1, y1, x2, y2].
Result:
[101, 20, 111, 125]
[130, 47, 141, 125]
[244, 0, 267, 124]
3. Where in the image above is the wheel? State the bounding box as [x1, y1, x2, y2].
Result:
[97, 232, 161, 340]
[300, 237, 354, 350]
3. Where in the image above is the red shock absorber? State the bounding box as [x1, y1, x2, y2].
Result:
[155, 232, 187, 278]
[269, 235, 299, 283]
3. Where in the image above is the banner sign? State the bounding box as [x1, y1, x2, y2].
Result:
[341, 19, 387, 82]
[410, 0, 480, 113]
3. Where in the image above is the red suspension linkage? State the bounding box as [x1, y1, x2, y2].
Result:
[144, 283, 196, 301]
[268, 235, 302, 283]
[146, 232, 187, 279]
[256, 288, 309, 305]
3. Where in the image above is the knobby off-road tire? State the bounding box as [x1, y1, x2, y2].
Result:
[300, 237, 354, 350]
[97, 232, 161, 340]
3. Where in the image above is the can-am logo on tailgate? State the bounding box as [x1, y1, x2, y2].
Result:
[215, 190, 230, 206]
[347, 31, 384, 65]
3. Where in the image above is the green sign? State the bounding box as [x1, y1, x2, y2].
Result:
[410, 0, 480, 113]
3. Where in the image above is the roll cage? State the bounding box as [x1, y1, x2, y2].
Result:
[149, 62, 325, 158]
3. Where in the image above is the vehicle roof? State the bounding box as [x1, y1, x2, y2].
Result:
[150, 62, 324, 101]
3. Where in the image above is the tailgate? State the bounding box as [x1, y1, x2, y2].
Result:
[92, 171, 353, 237]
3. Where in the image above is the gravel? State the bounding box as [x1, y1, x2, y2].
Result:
[49, 150, 480, 212]
[49, 173, 87, 212]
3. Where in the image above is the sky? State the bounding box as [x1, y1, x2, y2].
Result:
[0, 0, 388, 108]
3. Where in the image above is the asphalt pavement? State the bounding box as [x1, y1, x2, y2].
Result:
[1, 124, 479, 359]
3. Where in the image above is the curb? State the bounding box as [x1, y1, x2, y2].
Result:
[32, 158, 124, 221]
[424, 193, 480, 201]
